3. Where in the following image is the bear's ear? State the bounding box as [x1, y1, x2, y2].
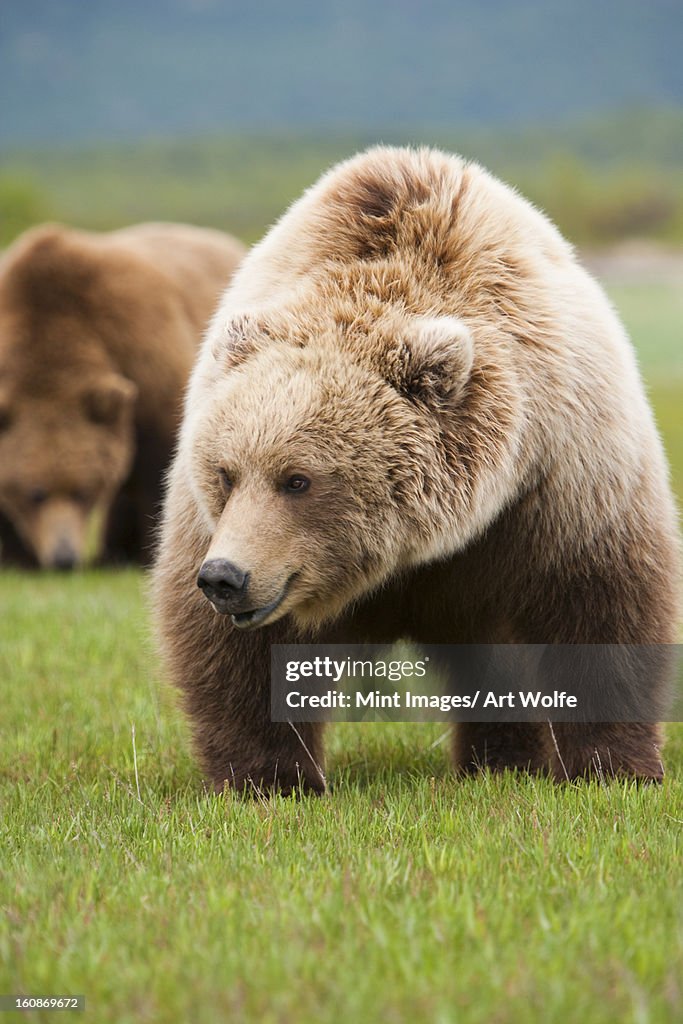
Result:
[81, 374, 138, 425]
[387, 316, 474, 406]
[211, 314, 267, 369]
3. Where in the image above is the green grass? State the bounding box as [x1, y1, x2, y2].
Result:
[1, 571, 682, 1024]
[1, 283, 682, 1023]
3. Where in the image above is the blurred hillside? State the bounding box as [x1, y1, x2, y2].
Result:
[2, 111, 683, 247]
[1, 0, 682, 143]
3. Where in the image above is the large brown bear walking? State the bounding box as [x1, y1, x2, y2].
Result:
[152, 147, 680, 791]
[0, 222, 244, 567]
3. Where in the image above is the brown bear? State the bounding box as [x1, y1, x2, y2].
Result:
[0, 221, 245, 567]
[152, 146, 680, 793]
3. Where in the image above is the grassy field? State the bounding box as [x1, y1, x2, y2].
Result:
[1, 281, 682, 1023]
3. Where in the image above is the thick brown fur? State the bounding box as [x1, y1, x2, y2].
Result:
[0, 222, 245, 566]
[152, 147, 680, 793]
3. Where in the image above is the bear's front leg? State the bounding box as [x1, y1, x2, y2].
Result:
[180, 613, 326, 796]
[153, 537, 326, 795]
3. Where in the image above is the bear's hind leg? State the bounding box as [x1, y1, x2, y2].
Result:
[548, 722, 664, 782]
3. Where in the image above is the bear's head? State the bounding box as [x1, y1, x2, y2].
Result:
[189, 312, 479, 630]
[0, 373, 137, 568]
[0, 225, 140, 568]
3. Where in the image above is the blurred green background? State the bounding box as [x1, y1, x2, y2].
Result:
[1, 1, 683, 250]
[2, 112, 683, 248]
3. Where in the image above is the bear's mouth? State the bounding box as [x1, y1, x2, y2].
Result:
[229, 576, 294, 630]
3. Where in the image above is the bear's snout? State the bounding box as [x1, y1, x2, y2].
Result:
[197, 558, 249, 610]
[49, 538, 78, 571]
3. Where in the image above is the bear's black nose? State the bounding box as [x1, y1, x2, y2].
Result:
[53, 552, 77, 571]
[50, 540, 78, 571]
[197, 559, 249, 600]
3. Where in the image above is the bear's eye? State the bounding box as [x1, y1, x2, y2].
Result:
[284, 474, 311, 494]
[217, 468, 234, 497]
[29, 487, 48, 506]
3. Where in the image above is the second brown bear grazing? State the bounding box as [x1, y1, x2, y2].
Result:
[152, 146, 680, 793]
[0, 221, 245, 568]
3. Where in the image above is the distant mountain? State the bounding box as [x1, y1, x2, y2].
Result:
[1, 0, 682, 144]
